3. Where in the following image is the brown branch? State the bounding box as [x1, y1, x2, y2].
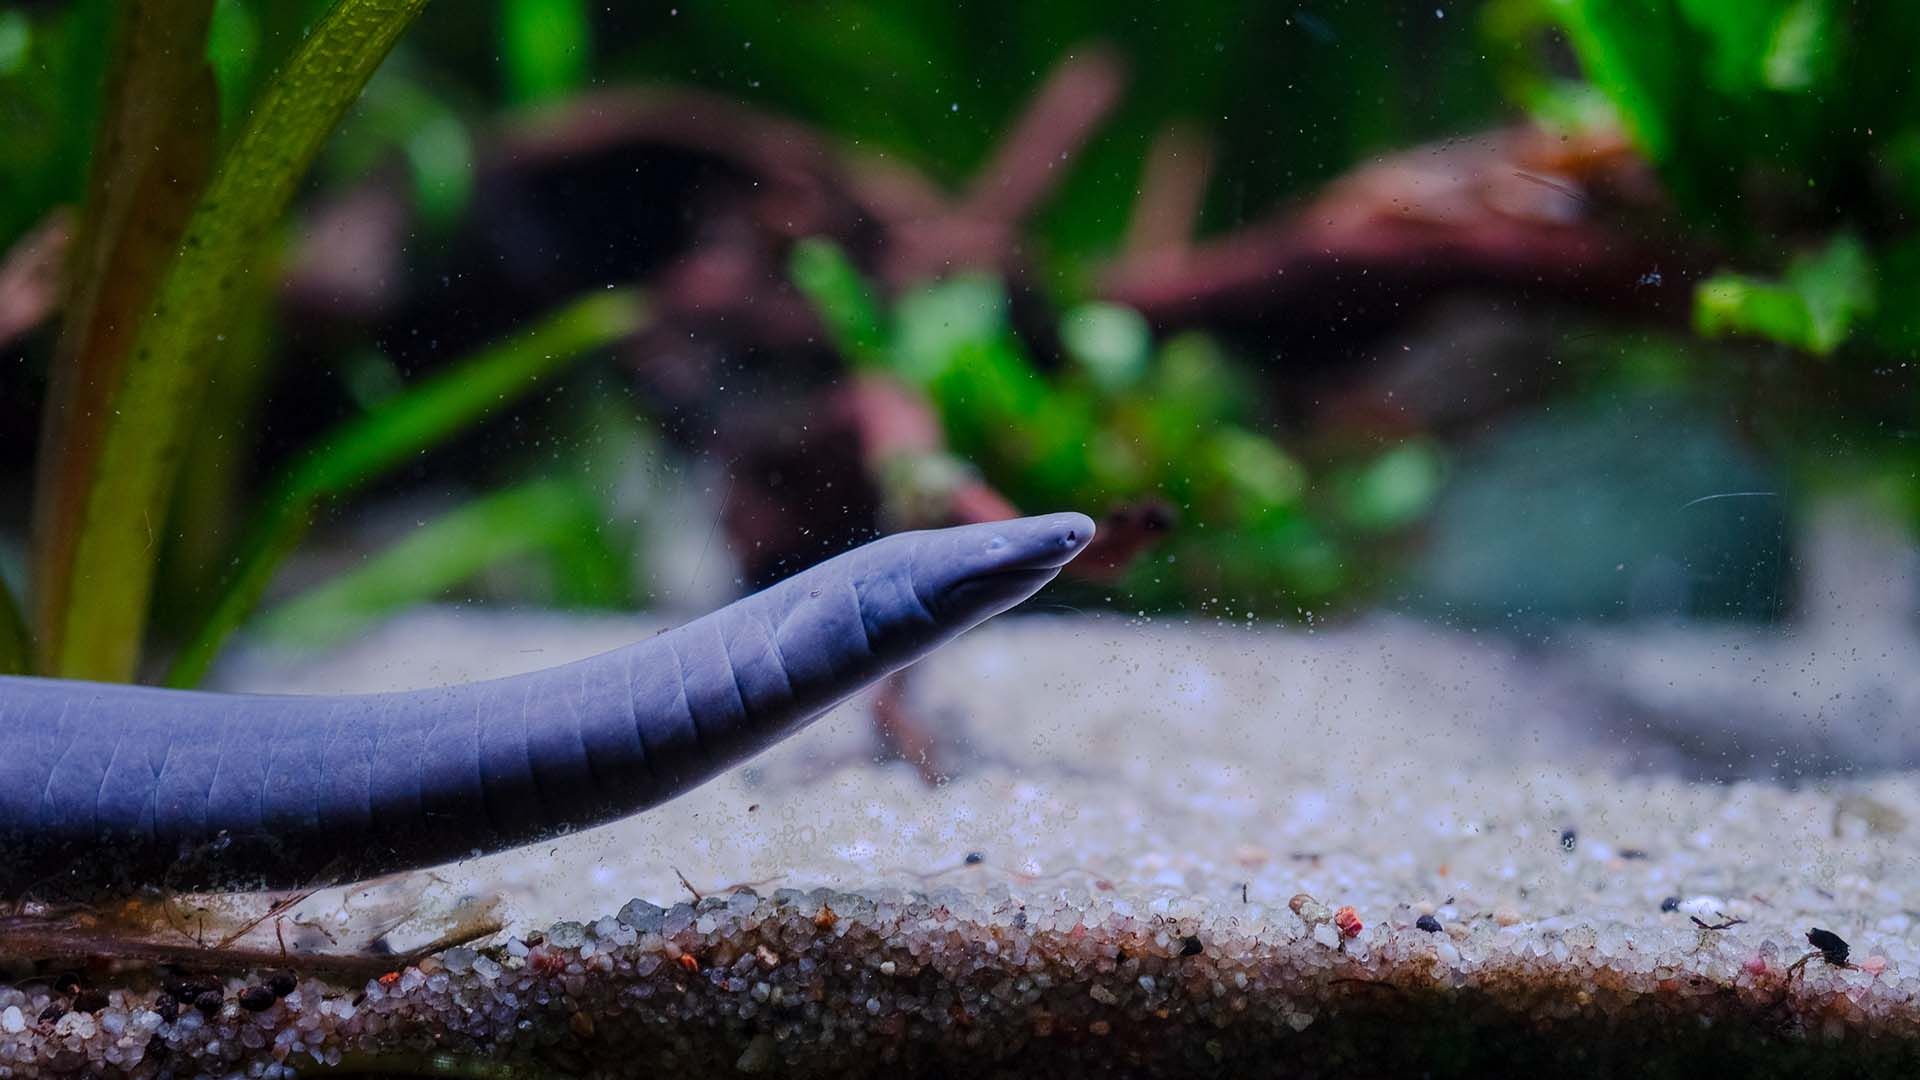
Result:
[0, 211, 71, 350]
[962, 45, 1128, 224]
[1124, 125, 1215, 261]
[1102, 125, 1691, 328]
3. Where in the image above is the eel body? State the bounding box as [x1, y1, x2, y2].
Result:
[0, 513, 1093, 899]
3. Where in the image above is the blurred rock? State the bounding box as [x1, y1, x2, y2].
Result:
[1408, 395, 1789, 627]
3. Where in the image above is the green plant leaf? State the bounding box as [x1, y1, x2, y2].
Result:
[34, 0, 433, 682]
[326, 64, 475, 230]
[894, 274, 1010, 385]
[789, 237, 888, 365]
[1544, 0, 1692, 166]
[1339, 441, 1446, 532]
[164, 289, 645, 687]
[207, 0, 261, 132]
[252, 478, 620, 649]
[1060, 302, 1151, 393]
[1695, 232, 1875, 355]
[1204, 428, 1306, 520]
[0, 10, 30, 75]
[501, 0, 589, 104]
[0, 0, 115, 251]
[1674, 0, 1798, 93]
[1761, 0, 1835, 91]
[30, 0, 218, 678]
[154, 255, 280, 630]
[0, 571, 27, 676]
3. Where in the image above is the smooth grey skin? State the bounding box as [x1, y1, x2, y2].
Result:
[0, 512, 1094, 900]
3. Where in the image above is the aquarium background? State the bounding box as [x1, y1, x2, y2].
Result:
[9, 0, 1913, 677]
[5, 2, 1920, 1075]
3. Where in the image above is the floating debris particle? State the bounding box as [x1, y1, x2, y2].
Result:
[1690, 915, 1745, 932]
[1786, 926, 1855, 982]
[1559, 829, 1577, 852]
[965, 851, 985, 865]
[1660, 896, 1681, 913]
[673, 866, 703, 901]
[1807, 927, 1851, 967]
[1334, 907, 1363, 939]
[1289, 893, 1332, 928]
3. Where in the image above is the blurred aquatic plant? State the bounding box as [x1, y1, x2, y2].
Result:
[1525, 0, 1912, 229]
[165, 290, 644, 686]
[251, 476, 630, 649]
[1694, 232, 1875, 357]
[0, 1, 111, 254]
[500, 0, 591, 105]
[1503, 0, 1920, 359]
[1467, 0, 1920, 566]
[323, 60, 477, 231]
[0, 570, 25, 677]
[791, 238, 1443, 613]
[0, 0, 648, 685]
[31, 0, 435, 683]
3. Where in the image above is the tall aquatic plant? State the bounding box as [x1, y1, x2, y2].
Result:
[164, 290, 645, 687]
[0, 576, 25, 677]
[30, 0, 435, 682]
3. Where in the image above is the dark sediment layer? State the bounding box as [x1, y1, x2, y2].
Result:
[2, 885, 1916, 1078]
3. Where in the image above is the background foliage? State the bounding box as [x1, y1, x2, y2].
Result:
[1, 0, 1916, 683]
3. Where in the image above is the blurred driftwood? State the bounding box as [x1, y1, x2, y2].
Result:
[10, 59, 1706, 570]
[1101, 125, 1701, 434]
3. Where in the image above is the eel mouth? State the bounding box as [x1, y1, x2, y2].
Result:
[942, 513, 1095, 613]
[967, 564, 1065, 592]
[940, 566, 1063, 618]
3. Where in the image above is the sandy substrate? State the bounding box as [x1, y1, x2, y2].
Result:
[5, 608, 1920, 1077]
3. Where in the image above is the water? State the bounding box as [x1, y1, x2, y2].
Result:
[5, 1, 1919, 1073]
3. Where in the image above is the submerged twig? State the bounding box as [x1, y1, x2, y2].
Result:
[673, 867, 704, 902]
[0, 913, 502, 978]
